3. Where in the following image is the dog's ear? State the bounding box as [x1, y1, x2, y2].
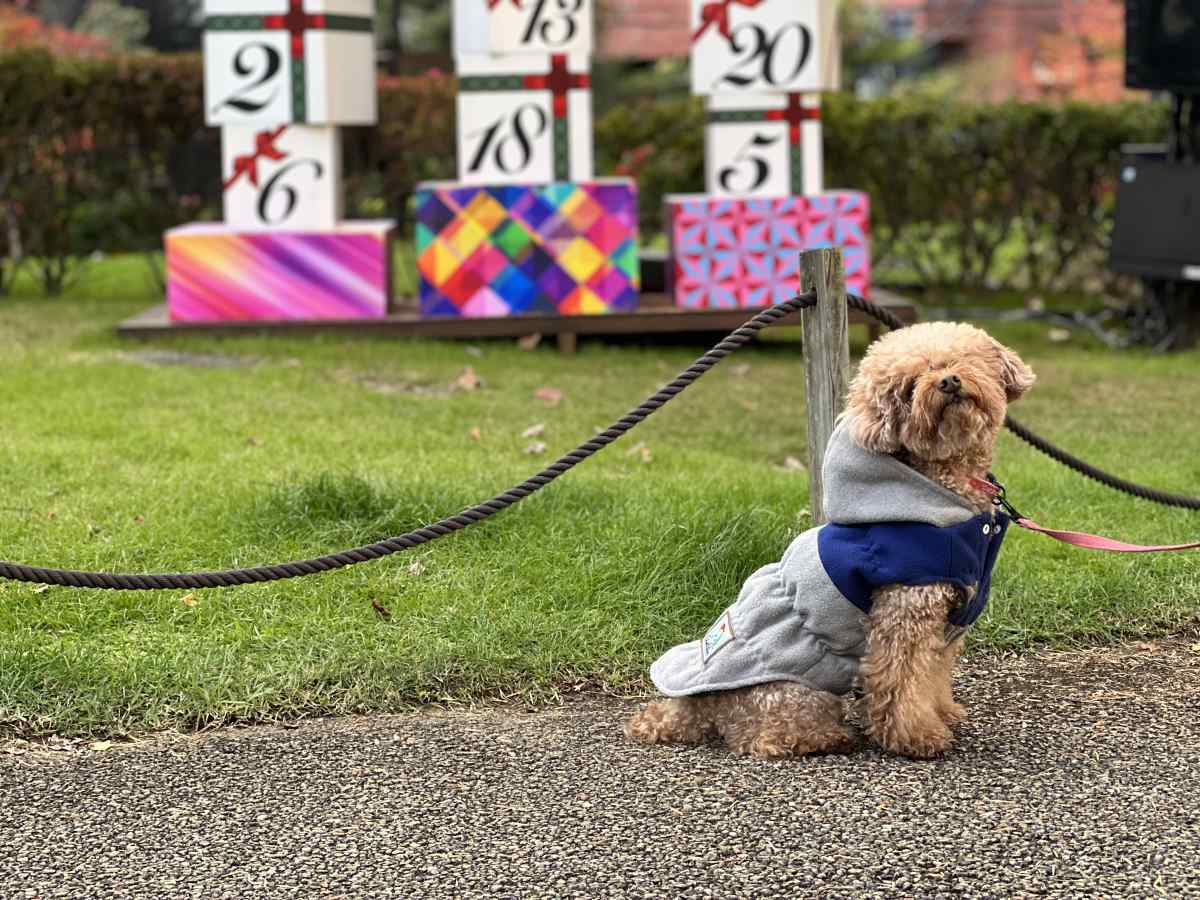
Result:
[847, 369, 909, 454]
[995, 341, 1035, 402]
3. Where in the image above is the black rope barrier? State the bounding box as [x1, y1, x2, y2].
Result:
[1, 291, 1195, 591]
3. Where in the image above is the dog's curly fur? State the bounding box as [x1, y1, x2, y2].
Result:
[625, 322, 1035, 760]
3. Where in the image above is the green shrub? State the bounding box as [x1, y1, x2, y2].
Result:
[822, 94, 1166, 290]
[0, 49, 1170, 296]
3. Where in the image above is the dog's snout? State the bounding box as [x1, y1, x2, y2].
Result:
[938, 374, 962, 394]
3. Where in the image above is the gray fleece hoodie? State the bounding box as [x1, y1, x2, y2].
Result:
[650, 414, 1006, 698]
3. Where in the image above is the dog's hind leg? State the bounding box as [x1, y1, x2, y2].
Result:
[860, 583, 960, 758]
[624, 697, 715, 747]
[717, 682, 858, 760]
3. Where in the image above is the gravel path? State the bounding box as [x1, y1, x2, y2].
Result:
[3, 633, 1199, 899]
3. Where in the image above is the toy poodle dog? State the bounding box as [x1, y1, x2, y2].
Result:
[625, 322, 1035, 759]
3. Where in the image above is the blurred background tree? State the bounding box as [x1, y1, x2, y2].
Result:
[30, 0, 198, 51]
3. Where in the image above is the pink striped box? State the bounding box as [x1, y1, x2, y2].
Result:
[165, 221, 394, 322]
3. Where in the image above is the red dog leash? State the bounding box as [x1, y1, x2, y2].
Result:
[969, 477, 1200, 553]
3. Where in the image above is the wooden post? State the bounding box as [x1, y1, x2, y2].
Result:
[800, 248, 850, 525]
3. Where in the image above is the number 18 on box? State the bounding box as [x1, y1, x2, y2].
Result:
[456, 53, 594, 185]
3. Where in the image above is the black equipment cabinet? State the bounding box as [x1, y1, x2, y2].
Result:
[1104, 3, 1200, 349]
[1109, 150, 1200, 281]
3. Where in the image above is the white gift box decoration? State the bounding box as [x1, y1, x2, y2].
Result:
[203, 0, 377, 127]
[689, 0, 840, 97]
[453, 0, 594, 57]
[456, 53, 593, 185]
[705, 92, 823, 197]
[221, 124, 344, 231]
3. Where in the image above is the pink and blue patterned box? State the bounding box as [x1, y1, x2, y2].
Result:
[668, 193, 870, 309]
[166, 221, 394, 322]
[415, 179, 640, 318]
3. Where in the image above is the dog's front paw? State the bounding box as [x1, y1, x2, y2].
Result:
[937, 700, 967, 729]
[868, 710, 954, 759]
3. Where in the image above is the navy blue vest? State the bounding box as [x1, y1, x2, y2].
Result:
[817, 512, 1011, 627]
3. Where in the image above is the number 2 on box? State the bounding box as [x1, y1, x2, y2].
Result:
[214, 43, 283, 115]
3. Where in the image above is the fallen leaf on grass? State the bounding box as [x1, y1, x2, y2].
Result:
[1136, 641, 1160, 652]
[534, 387, 563, 406]
[518, 334, 542, 351]
[730, 364, 752, 377]
[134, 515, 145, 525]
[371, 599, 392, 620]
[32, 585, 50, 594]
[246, 436, 263, 447]
[180, 594, 196, 607]
[625, 442, 652, 463]
[464, 345, 483, 358]
[90, 741, 113, 753]
[525, 441, 548, 455]
[521, 423, 546, 438]
[780, 456, 807, 473]
[468, 426, 482, 441]
[1047, 328, 1071, 343]
[454, 367, 481, 392]
[408, 560, 426, 577]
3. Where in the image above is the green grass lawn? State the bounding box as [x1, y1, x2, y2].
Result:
[2, 255, 1199, 737]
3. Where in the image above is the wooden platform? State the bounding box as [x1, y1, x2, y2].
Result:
[118, 289, 918, 350]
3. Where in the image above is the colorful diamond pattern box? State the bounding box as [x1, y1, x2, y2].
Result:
[166, 220, 394, 322]
[668, 192, 869, 309]
[415, 179, 640, 318]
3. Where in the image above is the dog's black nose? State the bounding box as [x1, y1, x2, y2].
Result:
[938, 374, 962, 394]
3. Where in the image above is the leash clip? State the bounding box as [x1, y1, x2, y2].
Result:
[985, 475, 1023, 521]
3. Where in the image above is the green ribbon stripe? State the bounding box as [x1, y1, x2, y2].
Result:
[554, 118, 569, 181]
[293, 57, 307, 123]
[790, 149, 804, 194]
[706, 109, 772, 125]
[205, 14, 373, 32]
[457, 75, 527, 92]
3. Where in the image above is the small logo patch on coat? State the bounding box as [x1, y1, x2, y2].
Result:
[701, 611, 735, 665]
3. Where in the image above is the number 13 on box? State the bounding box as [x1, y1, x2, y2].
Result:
[690, 0, 840, 96]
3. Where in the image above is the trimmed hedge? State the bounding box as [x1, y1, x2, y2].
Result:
[0, 48, 1168, 295]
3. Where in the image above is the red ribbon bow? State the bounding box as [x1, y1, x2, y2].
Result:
[223, 126, 288, 192]
[692, 0, 764, 46]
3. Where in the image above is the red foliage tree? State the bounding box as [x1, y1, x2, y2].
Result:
[0, 4, 112, 57]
